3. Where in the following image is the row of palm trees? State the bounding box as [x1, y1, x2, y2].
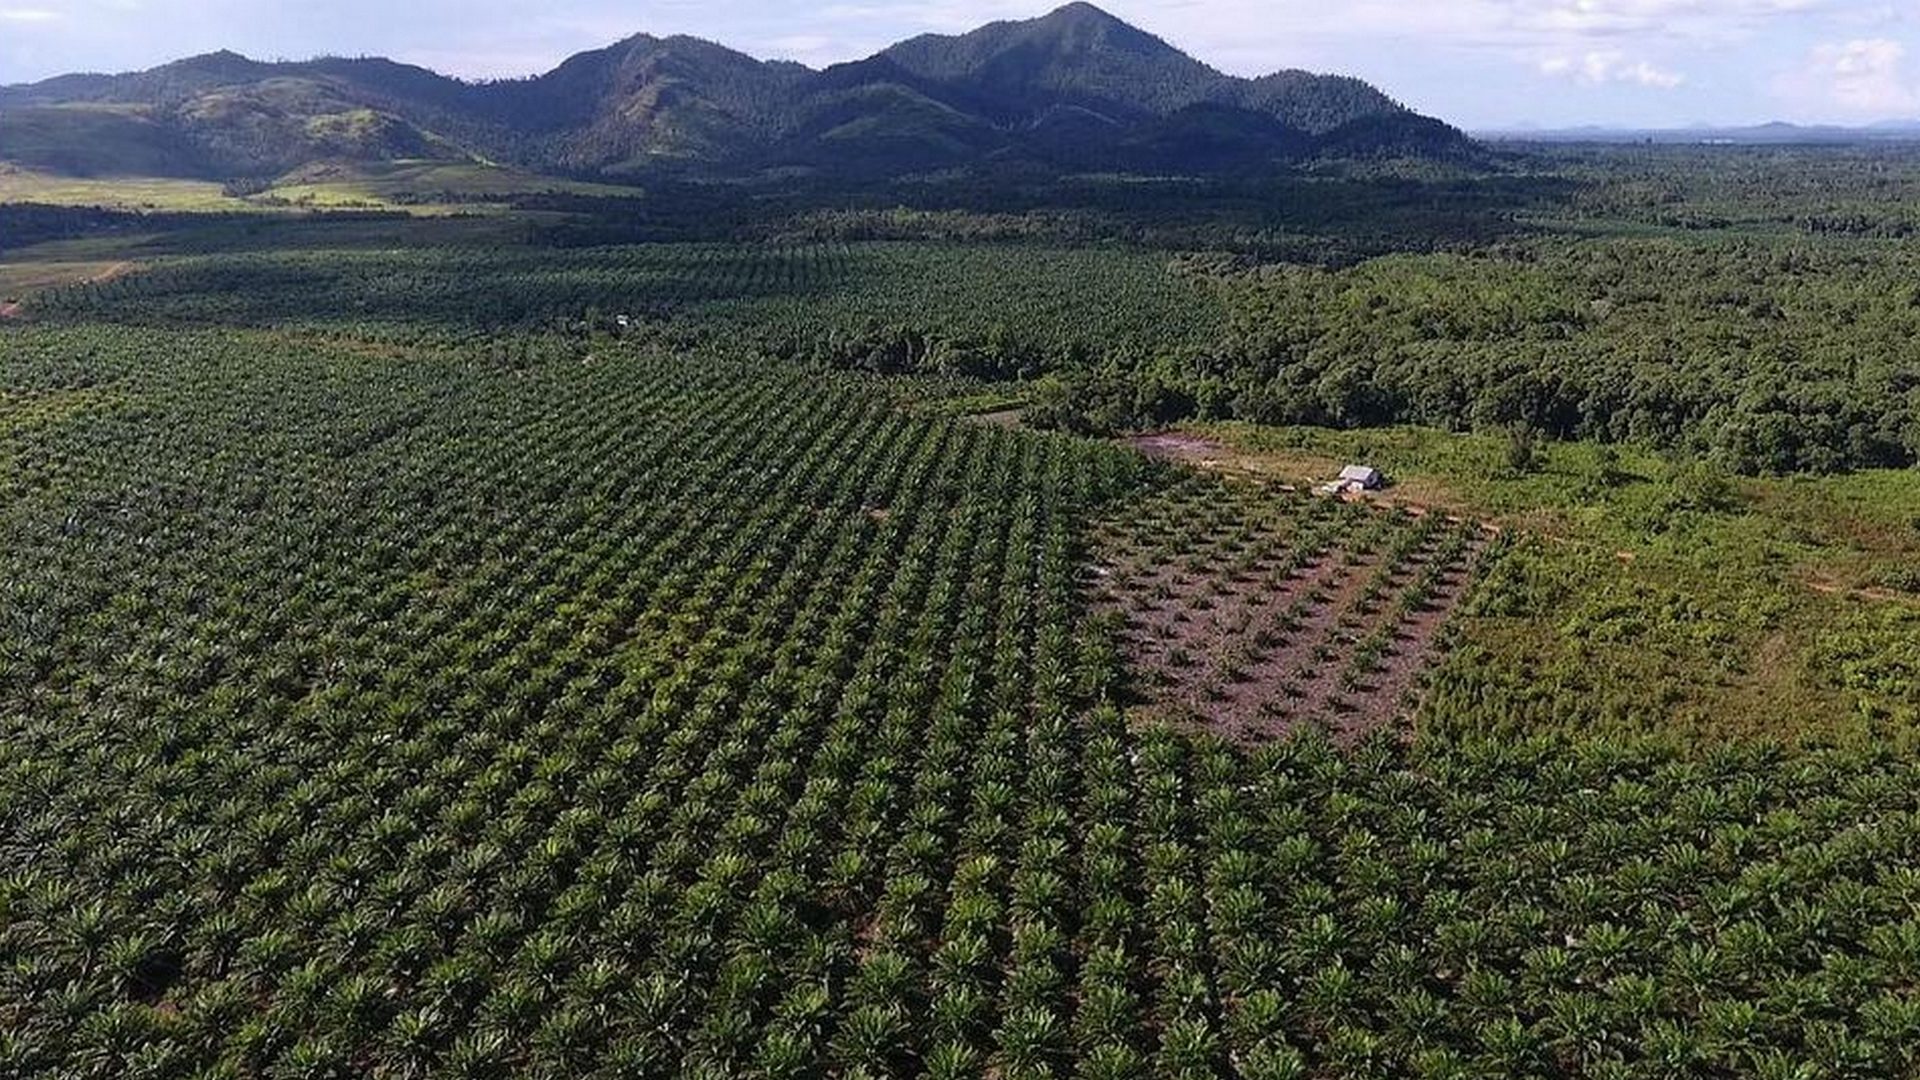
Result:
[6, 321, 1920, 1076]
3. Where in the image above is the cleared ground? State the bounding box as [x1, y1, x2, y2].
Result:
[1144, 421, 1920, 741]
[0, 259, 139, 313]
[0, 166, 248, 211]
[1087, 474, 1487, 744]
[265, 160, 644, 209]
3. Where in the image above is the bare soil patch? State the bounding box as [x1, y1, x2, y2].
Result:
[1088, 477, 1489, 745]
[0, 259, 140, 320]
[1126, 432, 1228, 463]
[1117, 427, 1495, 525]
[1807, 575, 1920, 608]
[967, 408, 1027, 430]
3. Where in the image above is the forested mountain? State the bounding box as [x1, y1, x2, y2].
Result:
[0, 52, 492, 176]
[880, 3, 1403, 133]
[882, 2, 1230, 120]
[478, 36, 815, 170]
[0, 3, 1473, 180]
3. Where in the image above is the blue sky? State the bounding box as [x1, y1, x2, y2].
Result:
[3, 0, 1919, 128]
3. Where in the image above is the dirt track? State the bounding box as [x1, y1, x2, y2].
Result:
[1808, 576, 1920, 608]
[0, 260, 139, 321]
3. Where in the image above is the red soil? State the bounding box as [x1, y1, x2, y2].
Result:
[1126, 432, 1227, 462]
[1088, 499, 1487, 746]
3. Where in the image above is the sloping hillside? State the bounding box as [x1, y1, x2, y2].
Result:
[0, 4, 1473, 182]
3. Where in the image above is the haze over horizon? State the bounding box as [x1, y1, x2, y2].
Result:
[3, 0, 1919, 130]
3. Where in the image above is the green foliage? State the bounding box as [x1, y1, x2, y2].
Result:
[34, 191, 1916, 475]
[5, 139, 1920, 1078]
[1660, 461, 1740, 517]
[1504, 423, 1541, 477]
[32, 240, 1226, 378]
[1179, 421, 1918, 740]
[0, 105, 209, 178]
[2, 320, 1918, 1077]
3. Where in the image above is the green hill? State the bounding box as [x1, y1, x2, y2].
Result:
[0, 4, 1475, 184]
[0, 104, 213, 177]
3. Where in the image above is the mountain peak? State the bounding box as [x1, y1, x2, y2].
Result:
[878, 1, 1211, 121]
[1039, 2, 1130, 27]
[889, 3, 1182, 59]
[1, 8, 1466, 179]
[1029, 2, 1173, 54]
[169, 49, 263, 74]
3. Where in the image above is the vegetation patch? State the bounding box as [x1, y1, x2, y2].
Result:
[0, 259, 139, 315]
[1169, 421, 1920, 741]
[0, 164, 249, 211]
[264, 160, 647, 210]
[6, 138, 1920, 1076]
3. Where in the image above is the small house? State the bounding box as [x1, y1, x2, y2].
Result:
[1316, 464, 1385, 497]
[1338, 465, 1384, 491]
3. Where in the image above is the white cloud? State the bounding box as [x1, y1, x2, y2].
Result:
[0, 7, 61, 20]
[1088, 0, 1835, 51]
[762, 34, 843, 65]
[1779, 37, 1919, 115]
[783, 0, 1830, 64]
[1540, 50, 1686, 88]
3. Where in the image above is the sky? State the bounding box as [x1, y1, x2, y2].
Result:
[3, 0, 1920, 129]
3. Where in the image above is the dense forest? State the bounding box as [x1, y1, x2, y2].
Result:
[1034, 237, 1920, 473]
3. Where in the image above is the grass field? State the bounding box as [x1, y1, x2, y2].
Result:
[0, 158, 643, 216]
[265, 160, 647, 210]
[0, 166, 249, 212]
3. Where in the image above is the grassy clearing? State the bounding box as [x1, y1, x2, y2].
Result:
[0, 159, 641, 216]
[0, 259, 139, 307]
[1174, 421, 1920, 742]
[0, 166, 250, 211]
[266, 160, 645, 210]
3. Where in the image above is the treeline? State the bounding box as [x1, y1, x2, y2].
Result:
[0, 204, 208, 255]
[38, 230, 1919, 473]
[511, 170, 1560, 261]
[1546, 143, 1920, 236]
[740, 236, 1919, 474]
[1018, 238, 1920, 473]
